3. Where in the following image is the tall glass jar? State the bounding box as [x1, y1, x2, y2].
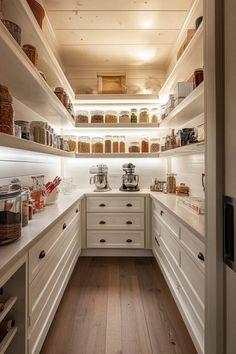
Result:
[139, 108, 149, 123]
[105, 135, 112, 153]
[119, 136, 126, 153]
[150, 138, 161, 153]
[105, 111, 118, 123]
[75, 111, 89, 125]
[112, 136, 119, 153]
[78, 136, 90, 153]
[150, 108, 159, 123]
[91, 110, 104, 123]
[92, 137, 104, 153]
[141, 137, 149, 153]
[130, 109, 138, 123]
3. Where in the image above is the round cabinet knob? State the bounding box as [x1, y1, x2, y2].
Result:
[126, 203, 133, 207]
[99, 203, 106, 207]
[197, 252, 205, 262]
[126, 221, 133, 225]
[100, 239, 106, 243]
[126, 239, 133, 243]
[99, 221, 106, 225]
[39, 250, 46, 259]
[63, 223, 67, 230]
[76, 208, 79, 213]
[160, 210, 164, 216]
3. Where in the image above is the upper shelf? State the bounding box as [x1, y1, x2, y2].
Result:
[160, 82, 204, 128]
[0, 21, 75, 129]
[70, 123, 160, 129]
[2, 0, 74, 99]
[160, 142, 205, 156]
[159, 23, 203, 99]
[74, 94, 159, 107]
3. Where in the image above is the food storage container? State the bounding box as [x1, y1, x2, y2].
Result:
[119, 111, 130, 123]
[139, 108, 149, 123]
[112, 136, 119, 153]
[64, 135, 77, 152]
[129, 141, 140, 153]
[63, 92, 69, 108]
[15, 120, 31, 140]
[105, 135, 112, 153]
[141, 137, 149, 153]
[54, 87, 64, 102]
[167, 173, 177, 193]
[150, 138, 160, 153]
[105, 111, 118, 123]
[119, 136, 126, 153]
[130, 109, 138, 123]
[91, 110, 104, 124]
[1, 20, 21, 45]
[0, 102, 13, 135]
[22, 44, 38, 66]
[170, 129, 177, 149]
[14, 124, 21, 138]
[78, 136, 90, 153]
[0, 85, 13, 103]
[27, 0, 45, 29]
[21, 189, 30, 227]
[75, 111, 89, 124]
[30, 121, 47, 144]
[92, 137, 104, 153]
[150, 108, 159, 123]
[194, 68, 204, 87]
[0, 186, 21, 246]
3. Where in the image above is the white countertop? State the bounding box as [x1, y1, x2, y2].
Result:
[0, 188, 205, 275]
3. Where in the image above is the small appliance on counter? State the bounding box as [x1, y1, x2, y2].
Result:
[120, 163, 140, 192]
[89, 164, 111, 192]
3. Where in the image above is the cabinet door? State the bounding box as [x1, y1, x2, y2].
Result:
[87, 197, 144, 212]
[87, 230, 144, 248]
[87, 212, 144, 230]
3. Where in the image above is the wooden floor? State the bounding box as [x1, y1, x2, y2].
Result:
[41, 257, 197, 354]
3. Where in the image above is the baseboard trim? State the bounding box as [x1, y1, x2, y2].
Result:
[80, 248, 153, 257]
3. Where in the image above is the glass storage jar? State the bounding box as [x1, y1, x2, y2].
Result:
[112, 136, 119, 153]
[141, 137, 149, 153]
[150, 138, 161, 153]
[130, 109, 138, 123]
[0, 185, 21, 246]
[0, 85, 14, 135]
[15, 120, 31, 140]
[167, 173, 177, 193]
[91, 110, 104, 124]
[30, 121, 47, 145]
[22, 44, 38, 66]
[139, 108, 149, 123]
[119, 111, 130, 123]
[92, 137, 104, 153]
[21, 189, 29, 227]
[78, 136, 90, 153]
[150, 108, 159, 123]
[105, 111, 118, 123]
[75, 111, 89, 125]
[129, 141, 140, 153]
[64, 135, 77, 152]
[105, 135, 112, 153]
[119, 136, 126, 153]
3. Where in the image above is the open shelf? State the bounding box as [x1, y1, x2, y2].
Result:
[160, 82, 204, 128]
[71, 123, 160, 129]
[159, 23, 203, 99]
[160, 142, 205, 157]
[0, 21, 74, 129]
[0, 133, 75, 158]
[0, 327, 18, 354]
[74, 94, 159, 106]
[0, 297, 17, 323]
[2, 0, 74, 99]
[76, 153, 160, 158]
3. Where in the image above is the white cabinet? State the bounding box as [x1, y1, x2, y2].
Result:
[28, 201, 81, 354]
[152, 199, 205, 354]
[87, 196, 145, 248]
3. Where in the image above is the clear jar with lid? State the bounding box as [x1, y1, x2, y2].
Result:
[112, 136, 119, 153]
[91, 110, 104, 124]
[119, 136, 126, 153]
[139, 108, 149, 123]
[63, 135, 77, 152]
[150, 138, 160, 153]
[119, 111, 130, 123]
[78, 136, 90, 153]
[15, 120, 31, 140]
[150, 108, 160, 123]
[105, 135, 112, 153]
[129, 141, 140, 153]
[167, 173, 177, 193]
[105, 111, 118, 124]
[141, 137, 149, 153]
[92, 137, 104, 153]
[21, 189, 29, 227]
[75, 111, 89, 125]
[130, 109, 138, 123]
[30, 121, 47, 145]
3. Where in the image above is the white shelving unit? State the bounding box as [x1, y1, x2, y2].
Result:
[70, 123, 160, 129]
[74, 94, 159, 106]
[160, 142, 205, 156]
[0, 133, 75, 158]
[76, 153, 160, 158]
[160, 82, 204, 128]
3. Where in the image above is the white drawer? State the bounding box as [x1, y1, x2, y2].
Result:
[29, 203, 80, 282]
[87, 196, 144, 212]
[160, 223, 180, 268]
[87, 230, 144, 248]
[180, 225, 205, 270]
[153, 200, 180, 239]
[87, 212, 144, 230]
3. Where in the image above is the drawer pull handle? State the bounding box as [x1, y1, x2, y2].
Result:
[126, 203, 133, 207]
[126, 221, 133, 225]
[99, 221, 106, 224]
[63, 223, 67, 230]
[126, 239, 133, 243]
[100, 239, 106, 243]
[155, 237, 160, 247]
[76, 208, 79, 213]
[99, 203, 106, 207]
[160, 210, 164, 216]
[39, 250, 46, 259]
[197, 252, 205, 262]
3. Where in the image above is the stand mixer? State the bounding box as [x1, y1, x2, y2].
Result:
[89, 164, 111, 192]
[119, 163, 140, 192]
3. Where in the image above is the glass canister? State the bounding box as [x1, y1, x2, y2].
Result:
[119, 111, 130, 123]
[194, 68, 204, 88]
[105, 135, 112, 153]
[130, 109, 138, 123]
[150, 138, 161, 153]
[0, 85, 14, 135]
[75, 111, 89, 125]
[170, 129, 177, 149]
[21, 189, 29, 227]
[54, 87, 64, 102]
[64, 135, 77, 152]
[105, 111, 118, 124]
[22, 44, 38, 66]
[78, 136, 90, 153]
[0, 186, 21, 246]
[112, 136, 119, 153]
[139, 108, 149, 123]
[15, 120, 31, 140]
[119, 136, 126, 153]
[167, 173, 177, 193]
[129, 141, 140, 153]
[30, 121, 47, 145]
[150, 108, 159, 123]
[92, 137, 104, 153]
[91, 110, 104, 124]
[141, 137, 149, 153]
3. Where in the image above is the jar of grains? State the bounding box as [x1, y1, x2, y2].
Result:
[15, 120, 31, 140]
[105, 111, 118, 123]
[30, 121, 47, 145]
[139, 108, 149, 123]
[78, 136, 90, 153]
[141, 137, 149, 153]
[129, 142, 140, 153]
[0, 85, 14, 135]
[119, 136, 126, 153]
[91, 110, 104, 124]
[75, 111, 89, 125]
[92, 137, 104, 153]
[119, 111, 130, 123]
[65, 135, 77, 152]
[150, 108, 159, 123]
[112, 136, 119, 153]
[105, 135, 112, 153]
[150, 138, 161, 153]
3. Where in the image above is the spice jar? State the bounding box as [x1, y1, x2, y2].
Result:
[129, 142, 140, 153]
[150, 138, 160, 153]
[130, 109, 138, 123]
[15, 120, 31, 140]
[194, 68, 204, 88]
[141, 137, 149, 153]
[0, 85, 14, 135]
[30, 121, 47, 145]
[119, 136, 126, 153]
[92, 137, 104, 153]
[78, 136, 90, 153]
[22, 44, 38, 66]
[105, 135, 112, 153]
[112, 136, 119, 153]
[119, 111, 130, 123]
[167, 174, 177, 193]
[21, 189, 29, 227]
[75, 111, 89, 124]
[105, 111, 118, 123]
[0, 186, 21, 246]
[139, 108, 149, 123]
[91, 110, 104, 124]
